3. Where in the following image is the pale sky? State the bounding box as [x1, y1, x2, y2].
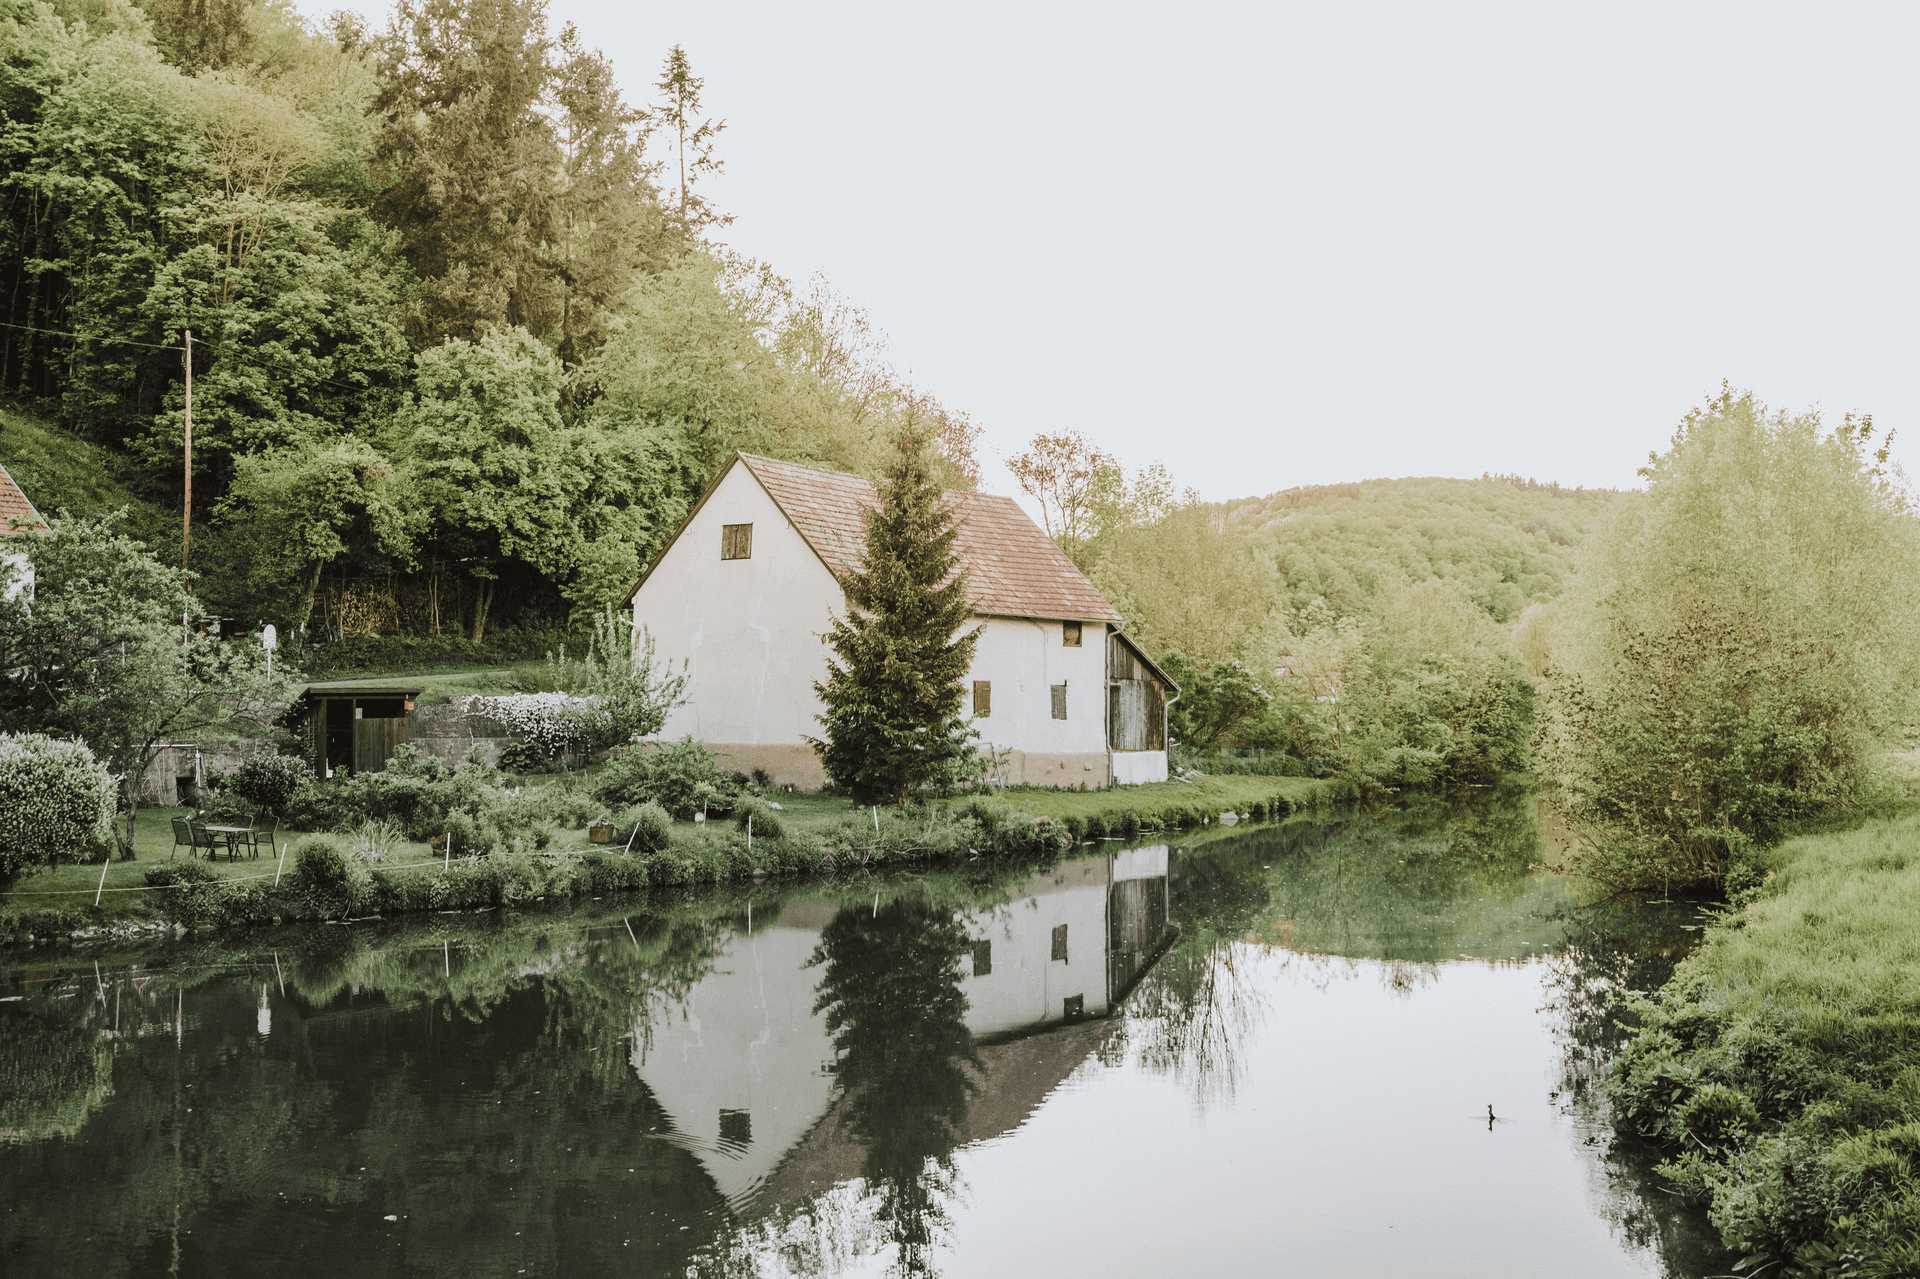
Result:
[297, 0, 1920, 505]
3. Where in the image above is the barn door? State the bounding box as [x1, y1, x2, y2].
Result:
[353, 716, 405, 775]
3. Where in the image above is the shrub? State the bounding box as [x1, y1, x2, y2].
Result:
[281, 780, 368, 832]
[343, 818, 407, 863]
[0, 734, 115, 888]
[228, 755, 315, 815]
[285, 835, 369, 919]
[144, 861, 221, 929]
[617, 801, 672, 853]
[735, 798, 786, 841]
[498, 741, 550, 774]
[594, 737, 739, 818]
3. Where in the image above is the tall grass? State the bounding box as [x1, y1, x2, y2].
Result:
[1607, 810, 1920, 1276]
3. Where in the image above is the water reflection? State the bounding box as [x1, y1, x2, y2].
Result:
[0, 794, 1735, 1278]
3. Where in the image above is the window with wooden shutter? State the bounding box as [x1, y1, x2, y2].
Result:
[1051, 683, 1067, 720]
[721, 523, 752, 559]
[971, 940, 992, 977]
[1051, 923, 1068, 962]
[1062, 621, 1082, 647]
[973, 680, 991, 717]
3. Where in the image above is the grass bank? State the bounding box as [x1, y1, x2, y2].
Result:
[1607, 807, 1920, 1277]
[3, 774, 1348, 944]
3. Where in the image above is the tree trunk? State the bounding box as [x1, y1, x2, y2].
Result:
[471, 579, 494, 644]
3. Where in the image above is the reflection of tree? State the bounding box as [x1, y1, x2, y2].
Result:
[0, 1003, 112, 1143]
[1538, 902, 1731, 1279]
[809, 898, 977, 1279]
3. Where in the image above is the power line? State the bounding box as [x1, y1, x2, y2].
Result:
[0, 319, 184, 352]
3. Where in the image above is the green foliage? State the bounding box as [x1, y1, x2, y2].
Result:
[228, 753, 313, 814]
[593, 736, 740, 818]
[734, 797, 786, 840]
[0, 734, 115, 887]
[810, 429, 982, 806]
[0, 512, 294, 828]
[285, 832, 368, 919]
[1161, 652, 1272, 747]
[1543, 391, 1920, 890]
[1607, 810, 1920, 1274]
[621, 801, 672, 853]
[544, 608, 688, 751]
[0, 1002, 112, 1143]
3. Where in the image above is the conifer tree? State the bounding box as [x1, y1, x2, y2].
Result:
[810, 428, 981, 806]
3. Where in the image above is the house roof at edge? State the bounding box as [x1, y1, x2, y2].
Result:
[0, 462, 48, 536]
[629, 452, 1124, 624]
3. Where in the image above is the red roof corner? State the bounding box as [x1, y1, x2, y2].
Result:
[0, 462, 48, 536]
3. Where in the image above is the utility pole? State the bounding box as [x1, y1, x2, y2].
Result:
[181, 329, 192, 582]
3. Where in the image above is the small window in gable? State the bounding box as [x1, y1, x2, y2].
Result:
[1063, 621, 1082, 647]
[1051, 683, 1068, 720]
[973, 680, 991, 718]
[721, 523, 752, 559]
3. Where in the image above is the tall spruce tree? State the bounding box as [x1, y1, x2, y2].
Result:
[810, 428, 981, 806]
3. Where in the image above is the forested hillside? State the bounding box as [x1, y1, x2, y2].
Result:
[0, 0, 977, 644]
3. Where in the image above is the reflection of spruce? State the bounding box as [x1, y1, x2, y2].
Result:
[809, 899, 979, 1277]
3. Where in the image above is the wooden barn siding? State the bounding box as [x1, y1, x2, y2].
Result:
[1106, 636, 1167, 752]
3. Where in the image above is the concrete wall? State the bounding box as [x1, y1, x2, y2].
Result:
[133, 739, 278, 806]
[632, 462, 843, 791]
[1112, 749, 1168, 785]
[404, 701, 512, 769]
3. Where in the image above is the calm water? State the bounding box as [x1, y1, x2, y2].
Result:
[0, 793, 1727, 1277]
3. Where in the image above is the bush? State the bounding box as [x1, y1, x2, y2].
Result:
[594, 737, 739, 818]
[735, 798, 786, 841]
[498, 741, 551, 774]
[144, 861, 221, 929]
[0, 734, 115, 887]
[620, 802, 672, 853]
[228, 754, 314, 815]
[285, 835, 369, 919]
[281, 780, 368, 832]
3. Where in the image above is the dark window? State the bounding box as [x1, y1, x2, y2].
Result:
[1063, 994, 1085, 1021]
[1051, 923, 1068, 962]
[973, 680, 991, 717]
[719, 1109, 751, 1146]
[1063, 621, 1082, 647]
[971, 940, 992, 976]
[722, 523, 753, 559]
[1051, 683, 1068, 720]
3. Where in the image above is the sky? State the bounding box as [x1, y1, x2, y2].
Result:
[296, 0, 1920, 506]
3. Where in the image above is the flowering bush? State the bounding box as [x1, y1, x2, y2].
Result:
[466, 692, 594, 759]
[0, 734, 115, 887]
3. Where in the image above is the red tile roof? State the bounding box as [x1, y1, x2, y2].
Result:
[0, 462, 47, 536]
[741, 453, 1122, 623]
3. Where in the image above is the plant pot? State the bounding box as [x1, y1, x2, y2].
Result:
[588, 823, 614, 844]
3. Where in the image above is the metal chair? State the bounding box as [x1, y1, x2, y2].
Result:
[185, 820, 222, 861]
[242, 814, 278, 860]
[170, 817, 193, 860]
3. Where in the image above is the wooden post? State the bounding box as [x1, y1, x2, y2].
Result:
[94, 850, 111, 907]
[274, 842, 286, 887]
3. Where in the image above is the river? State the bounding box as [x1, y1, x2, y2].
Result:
[0, 789, 1729, 1276]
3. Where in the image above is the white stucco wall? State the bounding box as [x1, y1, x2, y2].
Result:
[964, 615, 1109, 766]
[633, 461, 842, 755]
[1, 548, 30, 603]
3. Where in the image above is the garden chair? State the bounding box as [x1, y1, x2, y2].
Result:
[243, 814, 278, 860]
[170, 817, 194, 860]
[185, 820, 224, 861]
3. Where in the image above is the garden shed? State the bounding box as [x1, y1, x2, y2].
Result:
[290, 682, 424, 779]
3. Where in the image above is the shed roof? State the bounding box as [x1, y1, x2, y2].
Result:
[702, 453, 1123, 623]
[0, 462, 48, 536]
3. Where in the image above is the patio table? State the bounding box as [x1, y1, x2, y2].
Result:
[203, 824, 253, 861]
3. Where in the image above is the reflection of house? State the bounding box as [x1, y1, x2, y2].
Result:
[626, 852, 1173, 1213]
[624, 453, 1180, 790]
[629, 900, 840, 1209]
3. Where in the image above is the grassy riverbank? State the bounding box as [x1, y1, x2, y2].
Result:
[1606, 807, 1920, 1277]
[3, 773, 1345, 944]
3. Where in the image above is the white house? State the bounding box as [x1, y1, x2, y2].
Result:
[626, 453, 1177, 790]
[0, 461, 47, 602]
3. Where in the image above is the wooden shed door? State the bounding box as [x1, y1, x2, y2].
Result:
[353, 716, 405, 775]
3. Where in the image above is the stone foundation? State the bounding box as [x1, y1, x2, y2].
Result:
[682, 742, 828, 792]
[989, 749, 1111, 789]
